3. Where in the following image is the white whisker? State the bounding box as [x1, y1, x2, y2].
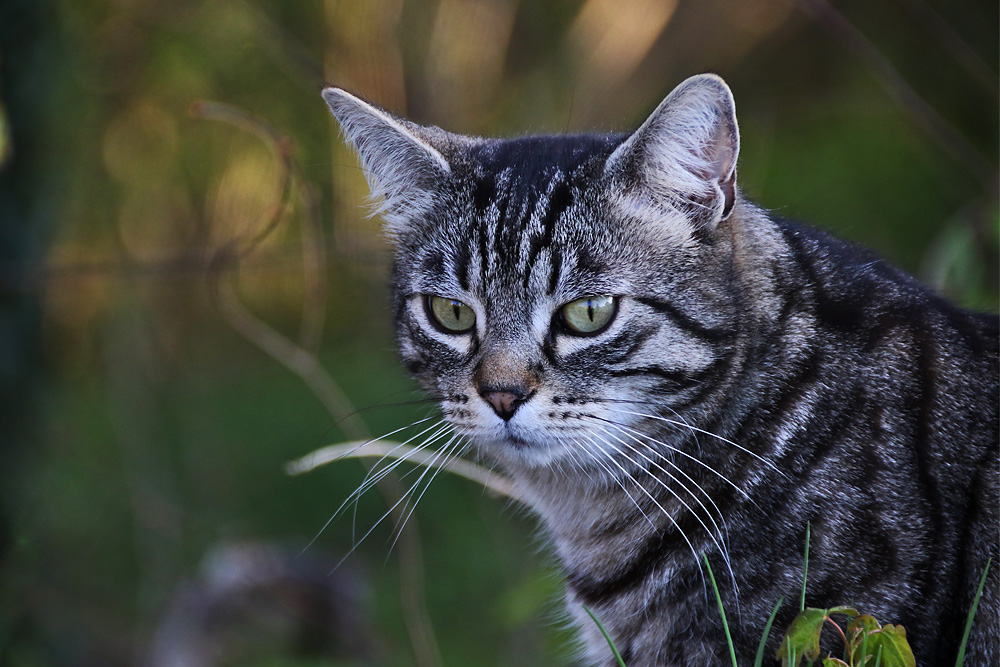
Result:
[578, 431, 706, 592]
[610, 407, 788, 480]
[388, 433, 467, 552]
[597, 424, 731, 563]
[300, 416, 444, 555]
[577, 434, 659, 532]
[591, 423, 739, 610]
[595, 414, 757, 507]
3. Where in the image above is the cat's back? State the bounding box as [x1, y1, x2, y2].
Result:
[759, 216, 998, 664]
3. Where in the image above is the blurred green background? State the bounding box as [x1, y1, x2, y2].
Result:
[0, 0, 996, 665]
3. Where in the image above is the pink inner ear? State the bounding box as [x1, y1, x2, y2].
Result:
[696, 116, 738, 183]
[691, 115, 738, 220]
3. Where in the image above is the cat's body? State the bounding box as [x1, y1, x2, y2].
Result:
[323, 75, 998, 666]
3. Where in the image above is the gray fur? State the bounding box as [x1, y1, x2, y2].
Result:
[323, 74, 999, 666]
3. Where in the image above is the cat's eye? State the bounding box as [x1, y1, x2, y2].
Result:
[558, 295, 617, 335]
[426, 295, 476, 333]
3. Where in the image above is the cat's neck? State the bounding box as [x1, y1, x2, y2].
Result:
[511, 461, 695, 562]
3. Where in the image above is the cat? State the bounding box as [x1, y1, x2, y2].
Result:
[322, 74, 999, 666]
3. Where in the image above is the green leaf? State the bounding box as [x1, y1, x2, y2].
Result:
[827, 606, 859, 618]
[860, 625, 915, 667]
[848, 614, 880, 641]
[777, 608, 828, 666]
[822, 659, 850, 667]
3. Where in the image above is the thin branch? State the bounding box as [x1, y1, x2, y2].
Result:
[189, 101, 297, 262]
[286, 440, 520, 501]
[799, 0, 997, 189]
[297, 182, 327, 355]
[195, 99, 443, 666]
[891, 0, 998, 94]
[211, 276, 369, 440]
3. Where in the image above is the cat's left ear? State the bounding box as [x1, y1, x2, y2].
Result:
[605, 73, 739, 232]
[322, 88, 454, 233]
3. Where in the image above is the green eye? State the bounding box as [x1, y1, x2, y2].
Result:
[559, 295, 617, 335]
[426, 295, 476, 333]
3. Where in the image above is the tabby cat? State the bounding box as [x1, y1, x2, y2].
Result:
[322, 74, 998, 666]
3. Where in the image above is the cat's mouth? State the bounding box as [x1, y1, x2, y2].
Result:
[501, 432, 532, 449]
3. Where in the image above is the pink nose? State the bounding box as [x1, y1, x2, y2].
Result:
[480, 390, 527, 421]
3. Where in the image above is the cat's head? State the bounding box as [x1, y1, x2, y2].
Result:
[323, 74, 743, 474]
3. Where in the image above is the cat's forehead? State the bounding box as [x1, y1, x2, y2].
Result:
[394, 133, 685, 311]
[464, 133, 625, 182]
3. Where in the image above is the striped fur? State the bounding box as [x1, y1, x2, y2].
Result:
[324, 75, 999, 666]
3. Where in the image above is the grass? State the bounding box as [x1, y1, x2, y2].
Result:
[955, 558, 991, 667]
[583, 606, 627, 667]
[583, 525, 991, 667]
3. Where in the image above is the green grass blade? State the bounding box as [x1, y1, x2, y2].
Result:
[955, 558, 991, 667]
[800, 522, 811, 612]
[754, 596, 784, 667]
[583, 605, 627, 667]
[704, 553, 739, 667]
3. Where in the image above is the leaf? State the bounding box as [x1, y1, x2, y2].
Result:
[822, 659, 850, 667]
[777, 608, 828, 666]
[859, 625, 916, 667]
[848, 614, 880, 641]
[827, 606, 859, 618]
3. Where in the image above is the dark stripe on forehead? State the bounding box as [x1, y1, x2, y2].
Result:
[472, 176, 496, 213]
[477, 221, 490, 286]
[421, 252, 443, 276]
[497, 182, 539, 268]
[455, 241, 471, 290]
[547, 248, 562, 295]
[524, 179, 573, 289]
[540, 179, 574, 235]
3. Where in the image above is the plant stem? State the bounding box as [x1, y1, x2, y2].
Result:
[800, 522, 811, 612]
[584, 606, 627, 667]
[955, 558, 991, 667]
[704, 554, 739, 667]
[754, 596, 784, 667]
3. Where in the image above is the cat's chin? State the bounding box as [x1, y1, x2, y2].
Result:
[470, 431, 578, 471]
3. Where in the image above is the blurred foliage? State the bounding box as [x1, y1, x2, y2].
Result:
[0, 0, 996, 665]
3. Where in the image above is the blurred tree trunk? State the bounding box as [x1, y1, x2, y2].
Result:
[0, 0, 61, 656]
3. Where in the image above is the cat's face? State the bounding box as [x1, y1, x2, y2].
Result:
[324, 75, 741, 474]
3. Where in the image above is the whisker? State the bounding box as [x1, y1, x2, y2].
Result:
[331, 424, 457, 570]
[608, 407, 789, 480]
[345, 422, 455, 539]
[579, 431, 706, 592]
[597, 423, 731, 562]
[592, 423, 738, 609]
[592, 415, 757, 507]
[576, 434, 659, 532]
[300, 416, 442, 555]
[341, 420, 453, 520]
[598, 420, 729, 536]
[388, 434, 468, 553]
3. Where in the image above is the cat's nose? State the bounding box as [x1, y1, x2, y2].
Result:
[480, 388, 529, 421]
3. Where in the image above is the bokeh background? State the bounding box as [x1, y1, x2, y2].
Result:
[1, 0, 996, 665]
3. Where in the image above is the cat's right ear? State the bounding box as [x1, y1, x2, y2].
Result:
[322, 88, 452, 231]
[604, 74, 739, 235]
